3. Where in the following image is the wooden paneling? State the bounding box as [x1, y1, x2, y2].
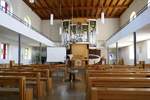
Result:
[71, 44, 89, 59]
[23, 0, 133, 19]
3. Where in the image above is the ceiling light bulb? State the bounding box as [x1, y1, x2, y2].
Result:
[50, 14, 54, 25]
[59, 27, 62, 35]
[29, 0, 34, 3]
[101, 12, 105, 24]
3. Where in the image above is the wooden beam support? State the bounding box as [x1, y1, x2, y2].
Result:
[32, 5, 128, 11]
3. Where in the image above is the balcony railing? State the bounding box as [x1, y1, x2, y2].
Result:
[0, 5, 50, 41]
[107, 2, 150, 41]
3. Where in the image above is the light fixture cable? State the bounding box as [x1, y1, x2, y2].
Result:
[59, 0, 62, 35]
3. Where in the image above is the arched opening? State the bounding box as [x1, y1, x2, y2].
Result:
[130, 11, 136, 22]
[0, 0, 13, 14]
[24, 16, 31, 27]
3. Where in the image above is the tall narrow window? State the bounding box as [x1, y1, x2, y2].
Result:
[0, 0, 11, 13]
[129, 45, 134, 60]
[0, 43, 8, 59]
[24, 16, 31, 27]
[130, 11, 136, 22]
[148, 0, 150, 7]
[24, 48, 31, 60]
[147, 40, 150, 59]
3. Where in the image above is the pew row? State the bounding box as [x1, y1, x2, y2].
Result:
[0, 68, 52, 92]
[91, 87, 150, 100]
[0, 71, 45, 99]
[88, 77, 150, 100]
[0, 76, 33, 100]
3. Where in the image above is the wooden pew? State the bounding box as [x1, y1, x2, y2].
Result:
[88, 77, 150, 100]
[0, 68, 52, 93]
[0, 76, 32, 100]
[88, 77, 150, 88]
[91, 87, 150, 100]
[87, 72, 150, 78]
[0, 71, 45, 99]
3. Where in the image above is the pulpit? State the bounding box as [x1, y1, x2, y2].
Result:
[70, 43, 89, 68]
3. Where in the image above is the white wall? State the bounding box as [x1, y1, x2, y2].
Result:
[0, 43, 33, 64]
[41, 20, 62, 42]
[10, 0, 41, 32]
[119, 46, 134, 65]
[96, 18, 119, 58]
[119, 40, 150, 65]
[120, 0, 148, 26]
[96, 18, 120, 41]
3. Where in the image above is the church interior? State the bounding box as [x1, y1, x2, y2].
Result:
[0, 0, 150, 100]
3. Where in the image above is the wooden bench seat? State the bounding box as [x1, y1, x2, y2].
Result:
[0, 76, 33, 100]
[0, 68, 52, 93]
[0, 72, 45, 99]
[91, 87, 150, 100]
[87, 77, 150, 100]
[87, 72, 150, 78]
[88, 77, 150, 88]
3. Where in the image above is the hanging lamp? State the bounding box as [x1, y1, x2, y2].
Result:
[101, 3, 105, 24]
[29, 0, 34, 3]
[101, 12, 105, 24]
[59, 0, 62, 35]
[50, 14, 54, 25]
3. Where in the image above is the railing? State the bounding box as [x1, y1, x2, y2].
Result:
[0, 5, 50, 41]
[107, 2, 150, 41]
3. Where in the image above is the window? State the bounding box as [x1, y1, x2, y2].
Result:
[24, 48, 31, 60]
[24, 16, 31, 27]
[0, 43, 8, 59]
[130, 11, 136, 22]
[147, 40, 150, 59]
[129, 45, 134, 59]
[148, 0, 150, 7]
[0, 0, 12, 14]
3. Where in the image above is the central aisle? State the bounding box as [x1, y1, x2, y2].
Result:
[41, 72, 86, 100]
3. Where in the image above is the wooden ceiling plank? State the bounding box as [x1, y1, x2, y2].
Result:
[95, 0, 101, 18]
[105, 0, 112, 17]
[106, 0, 113, 17]
[35, 0, 48, 17]
[124, 0, 133, 6]
[80, 0, 84, 17]
[111, 0, 120, 17]
[23, 0, 133, 19]
[109, 0, 118, 18]
[74, 0, 78, 18]
[91, 0, 94, 18]
[35, 0, 47, 18]
[105, 0, 112, 6]
[32, 5, 128, 10]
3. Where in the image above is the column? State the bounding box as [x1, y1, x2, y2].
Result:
[133, 32, 137, 66]
[18, 34, 21, 65]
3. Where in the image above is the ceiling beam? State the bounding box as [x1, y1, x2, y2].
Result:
[32, 5, 128, 11]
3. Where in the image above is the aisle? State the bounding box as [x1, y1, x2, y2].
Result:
[42, 72, 86, 100]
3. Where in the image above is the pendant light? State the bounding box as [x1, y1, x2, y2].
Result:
[59, 27, 62, 35]
[29, 0, 34, 3]
[101, 12, 105, 24]
[50, 14, 54, 25]
[101, 3, 105, 24]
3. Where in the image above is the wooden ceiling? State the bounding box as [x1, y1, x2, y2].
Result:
[23, 0, 133, 20]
